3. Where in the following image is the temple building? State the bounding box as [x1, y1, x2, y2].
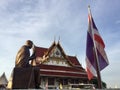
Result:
[32, 41, 92, 89]
[0, 73, 8, 89]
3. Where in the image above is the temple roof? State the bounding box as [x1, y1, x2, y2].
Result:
[34, 42, 82, 67]
[34, 41, 88, 78]
[35, 46, 47, 57]
[0, 72, 8, 85]
[39, 64, 87, 78]
[68, 56, 81, 66]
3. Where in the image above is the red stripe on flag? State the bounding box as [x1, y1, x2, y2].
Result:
[94, 34, 105, 48]
[87, 68, 93, 80]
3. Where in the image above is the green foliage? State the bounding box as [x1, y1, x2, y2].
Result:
[90, 79, 107, 88]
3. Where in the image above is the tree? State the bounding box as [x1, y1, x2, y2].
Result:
[90, 79, 107, 88]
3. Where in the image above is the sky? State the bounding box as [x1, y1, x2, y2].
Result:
[0, 0, 120, 88]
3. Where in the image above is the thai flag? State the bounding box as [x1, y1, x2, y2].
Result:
[86, 7, 109, 80]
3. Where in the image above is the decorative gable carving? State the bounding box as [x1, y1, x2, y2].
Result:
[42, 42, 72, 67]
[50, 47, 63, 58]
[34, 41, 81, 67]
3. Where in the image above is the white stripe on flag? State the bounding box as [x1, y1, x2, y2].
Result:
[86, 57, 96, 76]
[95, 41, 109, 64]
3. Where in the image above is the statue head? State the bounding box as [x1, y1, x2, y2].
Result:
[25, 40, 33, 49]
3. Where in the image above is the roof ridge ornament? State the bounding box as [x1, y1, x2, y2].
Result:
[54, 35, 56, 43]
[58, 36, 60, 41]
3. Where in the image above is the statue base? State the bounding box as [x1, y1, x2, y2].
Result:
[12, 67, 40, 89]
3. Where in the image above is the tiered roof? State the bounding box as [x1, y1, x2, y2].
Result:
[0, 72, 8, 85]
[34, 41, 88, 79]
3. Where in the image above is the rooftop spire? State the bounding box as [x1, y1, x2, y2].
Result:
[58, 36, 60, 43]
[54, 35, 56, 43]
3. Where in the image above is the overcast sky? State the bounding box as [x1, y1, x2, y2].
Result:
[0, 0, 120, 88]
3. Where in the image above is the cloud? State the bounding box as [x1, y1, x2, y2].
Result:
[0, 0, 120, 88]
[116, 20, 120, 24]
[0, 0, 89, 76]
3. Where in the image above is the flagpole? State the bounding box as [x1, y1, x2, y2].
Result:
[88, 5, 102, 89]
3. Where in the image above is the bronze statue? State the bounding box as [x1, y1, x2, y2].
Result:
[15, 40, 35, 67]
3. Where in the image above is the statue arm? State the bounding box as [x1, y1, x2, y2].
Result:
[29, 45, 36, 61]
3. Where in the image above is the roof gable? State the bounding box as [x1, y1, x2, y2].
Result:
[42, 42, 73, 66]
[49, 46, 63, 58]
[34, 41, 82, 67]
[0, 73, 8, 85]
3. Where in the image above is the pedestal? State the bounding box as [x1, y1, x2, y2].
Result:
[12, 67, 40, 89]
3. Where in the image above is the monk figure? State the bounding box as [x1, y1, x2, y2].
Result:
[15, 40, 35, 67]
